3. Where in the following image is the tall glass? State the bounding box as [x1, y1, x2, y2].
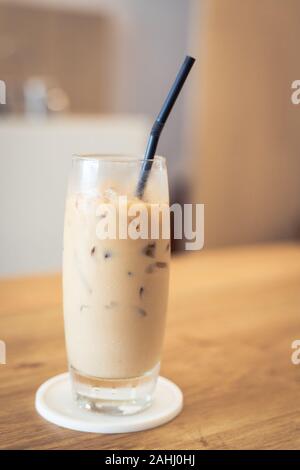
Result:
[63, 155, 170, 415]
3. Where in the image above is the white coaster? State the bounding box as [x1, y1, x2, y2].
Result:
[35, 372, 183, 434]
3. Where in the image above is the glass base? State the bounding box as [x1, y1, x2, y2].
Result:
[70, 363, 160, 416]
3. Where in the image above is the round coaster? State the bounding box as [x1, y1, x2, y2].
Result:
[35, 373, 183, 434]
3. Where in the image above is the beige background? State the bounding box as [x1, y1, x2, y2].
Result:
[188, 0, 300, 247]
[1, 0, 300, 272]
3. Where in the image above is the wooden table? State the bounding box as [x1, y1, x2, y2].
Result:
[0, 243, 300, 450]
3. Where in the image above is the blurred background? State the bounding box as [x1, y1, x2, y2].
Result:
[0, 0, 300, 276]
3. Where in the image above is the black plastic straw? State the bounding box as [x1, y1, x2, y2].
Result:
[135, 55, 195, 198]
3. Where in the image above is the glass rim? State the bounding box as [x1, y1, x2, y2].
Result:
[72, 154, 166, 163]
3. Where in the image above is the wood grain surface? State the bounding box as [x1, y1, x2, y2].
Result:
[0, 243, 300, 450]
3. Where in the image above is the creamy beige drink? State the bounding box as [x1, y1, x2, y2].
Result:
[63, 155, 170, 414]
[63, 192, 170, 379]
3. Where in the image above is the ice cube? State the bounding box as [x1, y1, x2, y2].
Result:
[103, 187, 119, 202]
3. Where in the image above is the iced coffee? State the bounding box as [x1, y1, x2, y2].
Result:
[63, 155, 170, 414]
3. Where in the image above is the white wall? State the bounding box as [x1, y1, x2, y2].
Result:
[0, 116, 149, 277]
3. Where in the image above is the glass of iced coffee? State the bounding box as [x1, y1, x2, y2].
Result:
[63, 155, 170, 415]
